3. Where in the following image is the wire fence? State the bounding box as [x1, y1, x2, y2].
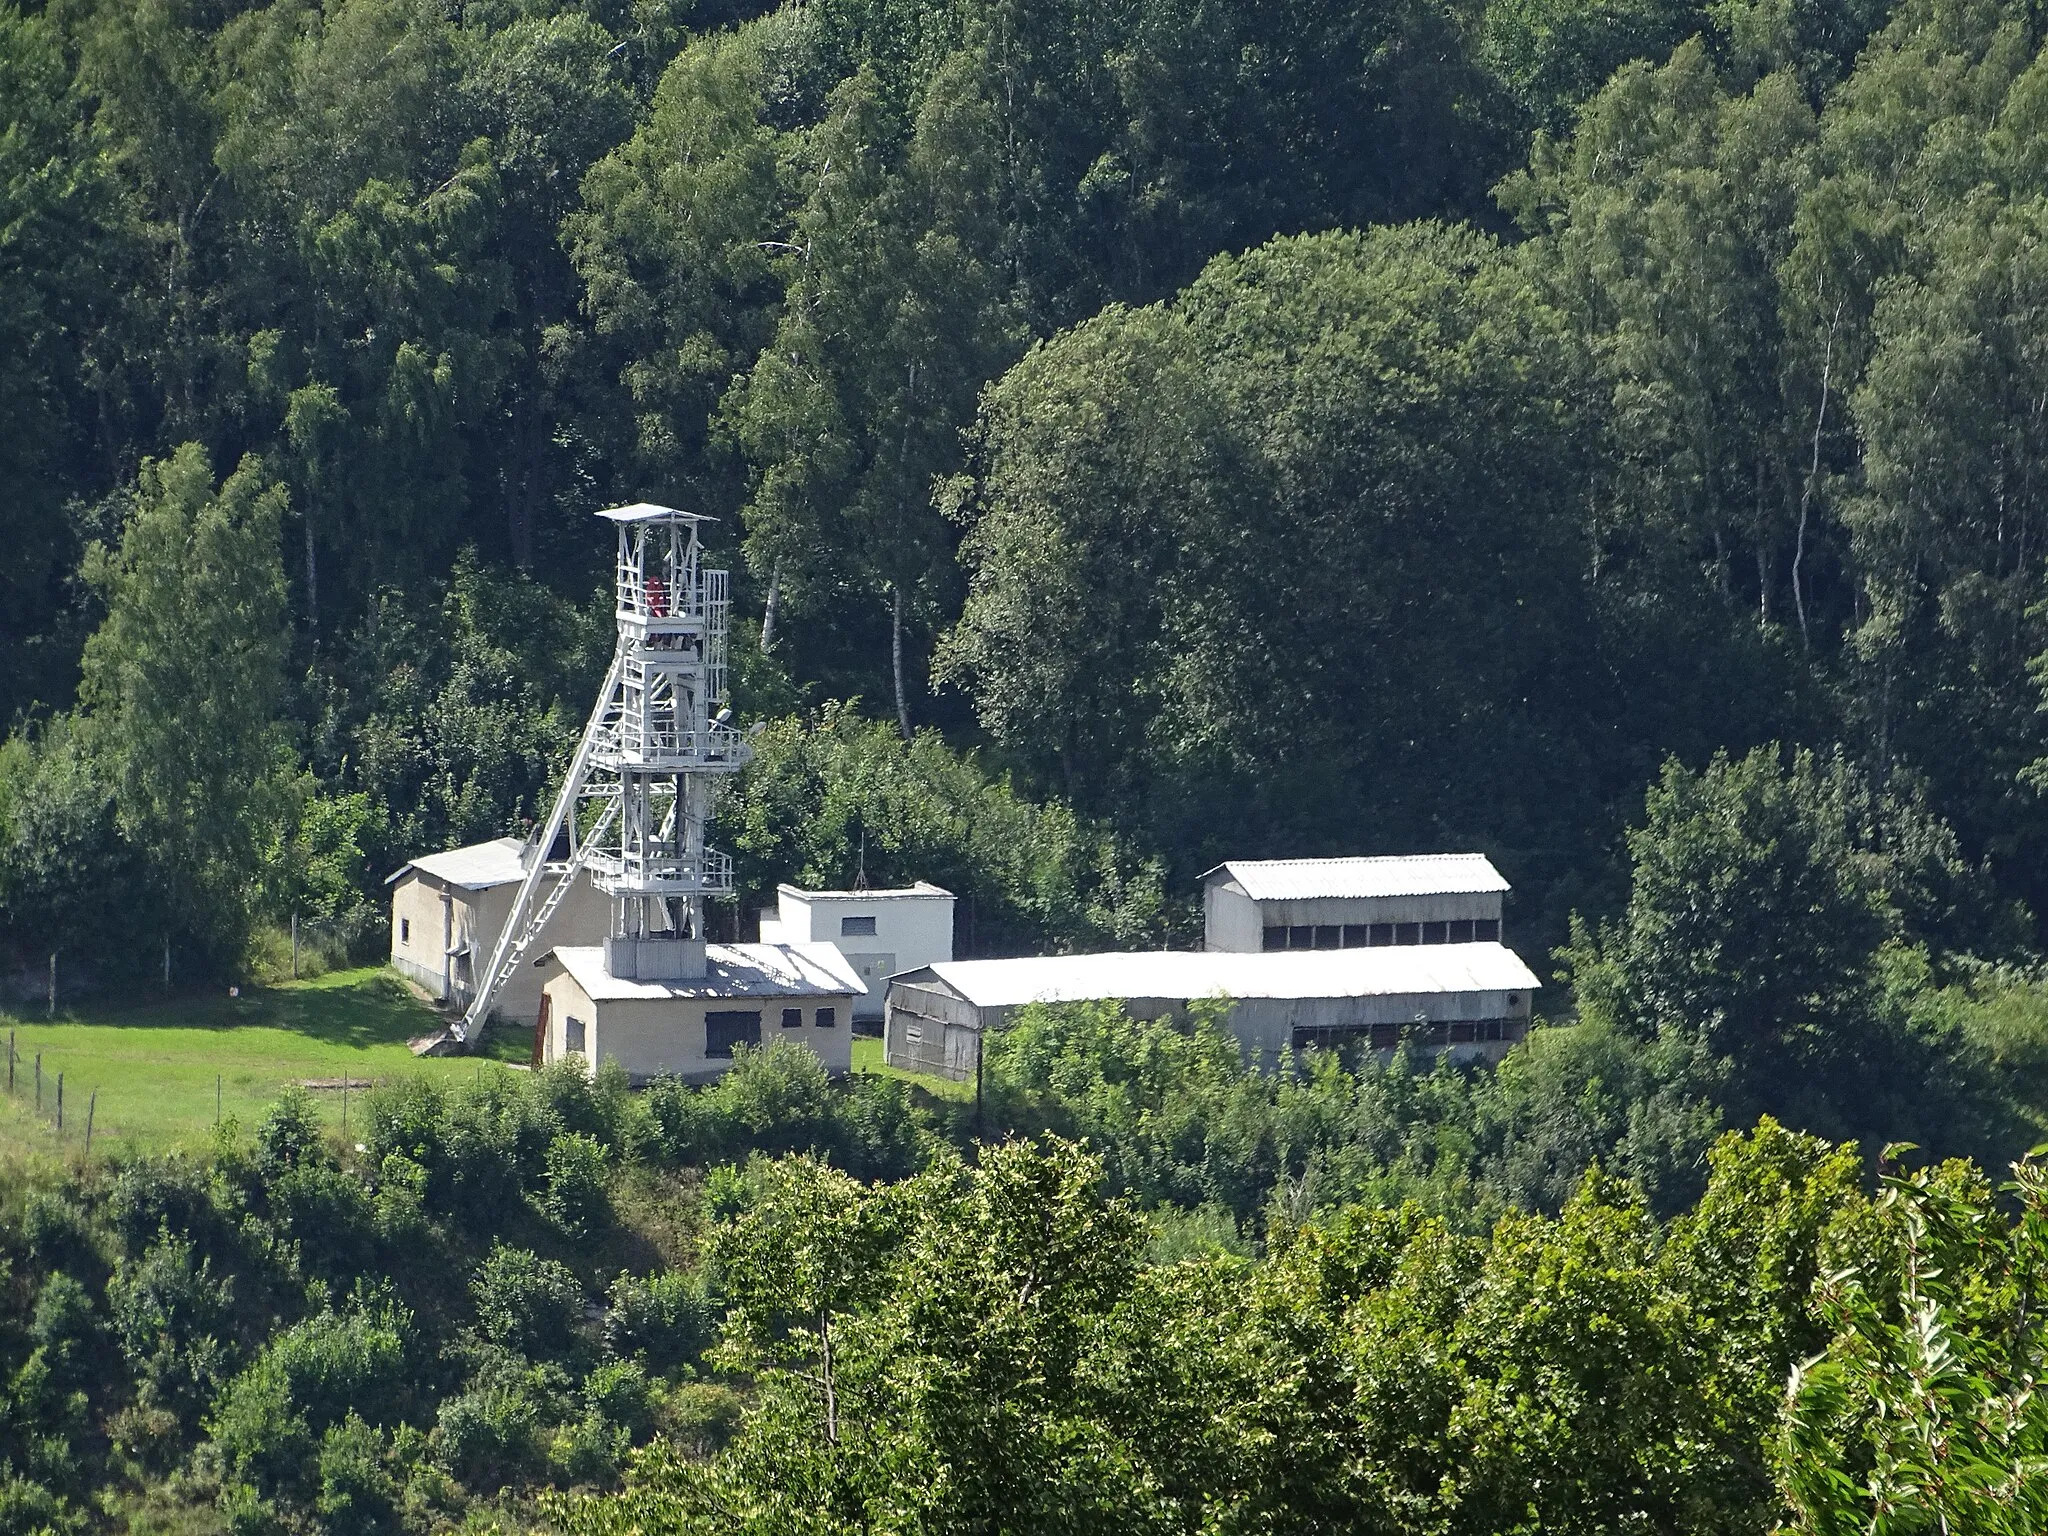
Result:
[5, 1027, 100, 1158]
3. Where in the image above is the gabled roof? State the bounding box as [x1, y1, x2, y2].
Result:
[895, 943, 1538, 1011]
[1203, 854, 1510, 902]
[547, 943, 866, 1002]
[387, 837, 529, 892]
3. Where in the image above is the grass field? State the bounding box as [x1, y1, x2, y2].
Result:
[0, 970, 976, 1161]
[0, 967, 529, 1159]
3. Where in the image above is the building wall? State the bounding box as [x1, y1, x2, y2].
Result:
[884, 976, 1532, 1080]
[390, 876, 454, 999]
[1204, 883, 1265, 952]
[1204, 882, 1505, 951]
[393, 870, 610, 1024]
[539, 970, 856, 1083]
[774, 891, 954, 1022]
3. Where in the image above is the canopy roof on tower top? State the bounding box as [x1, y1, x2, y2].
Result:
[595, 502, 717, 524]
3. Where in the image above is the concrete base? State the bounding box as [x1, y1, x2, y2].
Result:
[603, 935, 707, 980]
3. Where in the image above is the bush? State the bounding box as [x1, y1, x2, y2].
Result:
[664, 1382, 744, 1457]
[252, 1087, 326, 1182]
[541, 1133, 610, 1239]
[107, 1231, 239, 1425]
[471, 1245, 582, 1359]
[581, 1360, 654, 1441]
[602, 1271, 714, 1374]
[208, 1299, 412, 1498]
[315, 1413, 401, 1536]
[435, 1385, 542, 1491]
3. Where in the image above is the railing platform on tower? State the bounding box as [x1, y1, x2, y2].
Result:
[417, 502, 752, 1054]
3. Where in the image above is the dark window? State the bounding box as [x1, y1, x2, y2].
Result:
[1474, 919, 1500, 942]
[1449, 1020, 1475, 1042]
[400, 917, 410, 944]
[1369, 923, 1395, 946]
[1288, 926, 1313, 949]
[1341, 925, 1369, 947]
[1263, 926, 1288, 951]
[815, 1007, 836, 1029]
[1448, 920, 1474, 943]
[1395, 923, 1421, 945]
[1481, 1018, 1503, 1041]
[1421, 921, 1448, 944]
[781, 1007, 803, 1029]
[1314, 925, 1340, 949]
[841, 915, 877, 937]
[565, 1016, 587, 1055]
[706, 1010, 762, 1058]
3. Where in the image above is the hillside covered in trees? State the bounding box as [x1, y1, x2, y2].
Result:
[11, 0, 2048, 1527]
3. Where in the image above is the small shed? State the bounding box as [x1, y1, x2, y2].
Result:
[885, 943, 1540, 1080]
[534, 943, 865, 1083]
[1202, 854, 1510, 952]
[757, 881, 954, 1023]
[387, 838, 610, 1023]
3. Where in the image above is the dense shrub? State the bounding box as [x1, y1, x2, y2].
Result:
[208, 1298, 413, 1497]
[542, 1133, 611, 1239]
[471, 1245, 583, 1360]
[106, 1231, 239, 1426]
[602, 1272, 713, 1373]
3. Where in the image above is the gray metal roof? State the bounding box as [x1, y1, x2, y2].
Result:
[389, 836, 529, 891]
[549, 942, 866, 1002]
[1204, 854, 1510, 902]
[596, 502, 715, 523]
[899, 943, 1538, 1010]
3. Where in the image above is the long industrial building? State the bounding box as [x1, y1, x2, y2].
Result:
[884, 942, 1540, 1080]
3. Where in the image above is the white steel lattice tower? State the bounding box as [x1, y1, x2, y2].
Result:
[456, 503, 750, 1041]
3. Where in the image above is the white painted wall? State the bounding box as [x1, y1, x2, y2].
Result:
[538, 968, 856, 1082]
[762, 885, 954, 1020]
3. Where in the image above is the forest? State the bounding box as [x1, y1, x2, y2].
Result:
[9, 0, 2048, 1526]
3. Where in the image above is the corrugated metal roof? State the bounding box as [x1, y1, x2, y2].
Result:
[390, 837, 529, 891]
[903, 943, 1539, 1010]
[1205, 854, 1510, 901]
[550, 943, 866, 1002]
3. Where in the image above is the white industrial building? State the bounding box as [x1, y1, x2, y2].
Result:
[758, 882, 954, 1022]
[534, 943, 863, 1082]
[884, 943, 1540, 1080]
[387, 838, 609, 1023]
[1202, 854, 1509, 951]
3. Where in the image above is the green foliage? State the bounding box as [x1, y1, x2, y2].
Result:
[542, 1132, 612, 1239]
[725, 704, 1172, 952]
[208, 1298, 413, 1501]
[471, 1244, 583, 1361]
[1780, 1149, 2048, 1533]
[1565, 745, 2020, 1146]
[603, 1272, 714, 1374]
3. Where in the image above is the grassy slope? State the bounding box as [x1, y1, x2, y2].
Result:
[0, 967, 528, 1158]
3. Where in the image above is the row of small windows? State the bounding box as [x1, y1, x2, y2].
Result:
[1292, 1016, 1523, 1052]
[564, 1007, 837, 1060]
[1263, 918, 1500, 951]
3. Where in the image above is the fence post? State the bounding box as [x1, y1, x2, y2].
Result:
[35, 1053, 41, 1111]
[292, 912, 300, 981]
[164, 934, 171, 991]
[6, 1029, 12, 1093]
[56, 1073, 62, 1134]
[86, 1090, 96, 1157]
[215, 1074, 221, 1127]
[48, 952, 56, 1018]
